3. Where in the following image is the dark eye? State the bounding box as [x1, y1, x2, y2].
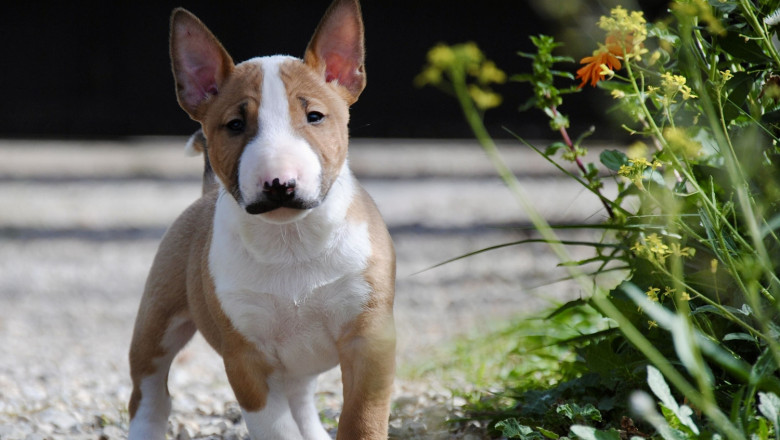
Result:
[306, 111, 325, 124]
[226, 119, 245, 133]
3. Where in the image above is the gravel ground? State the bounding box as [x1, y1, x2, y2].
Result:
[0, 138, 614, 439]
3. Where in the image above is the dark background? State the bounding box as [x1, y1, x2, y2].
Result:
[1, 1, 665, 139]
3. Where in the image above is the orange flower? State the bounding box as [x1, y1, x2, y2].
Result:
[577, 29, 641, 88]
[576, 47, 622, 88]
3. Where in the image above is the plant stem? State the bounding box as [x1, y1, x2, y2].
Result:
[549, 105, 615, 219]
[449, 66, 582, 276]
[590, 291, 744, 440]
[739, 0, 780, 69]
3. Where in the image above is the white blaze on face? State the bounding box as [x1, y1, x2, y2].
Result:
[238, 56, 323, 211]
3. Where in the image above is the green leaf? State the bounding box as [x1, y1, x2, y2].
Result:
[557, 403, 603, 422]
[511, 73, 535, 83]
[545, 298, 588, 319]
[600, 149, 629, 171]
[546, 141, 568, 156]
[758, 392, 780, 432]
[648, 26, 680, 47]
[544, 107, 569, 130]
[551, 70, 576, 80]
[718, 33, 772, 64]
[647, 365, 700, 434]
[761, 108, 780, 125]
[647, 366, 679, 414]
[722, 332, 755, 342]
[519, 96, 540, 112]
[751, 347, 780, 389]
[722, 71, 754, 124]
[537, 426, 560, 439]
[569, 425, 620, 440]
[495, 419, 545, 439]
[573, 126, 596, 148]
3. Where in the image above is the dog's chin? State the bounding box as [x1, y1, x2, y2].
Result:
[244, 199, 319, 224]
[256, 207, 312, 224]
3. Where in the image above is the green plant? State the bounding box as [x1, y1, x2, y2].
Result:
[416, 0, 780, 438]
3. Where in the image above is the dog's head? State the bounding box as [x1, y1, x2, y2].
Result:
[170, 0, 365, 224]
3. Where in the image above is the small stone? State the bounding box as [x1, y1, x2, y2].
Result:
[224, 403, 243, 424]
[405, 420, 427, 435]
[38, 408, 79, 430]
[394, 395, 422, 412]
[197, 424, 224, 436]
[452, 396, 467, 408]
[176, 425, 192, 440]
[100, 425, 124, 439]
[223, 430, 241, 440]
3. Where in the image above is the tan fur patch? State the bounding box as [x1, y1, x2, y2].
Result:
[279, 60, 351, 195]
[336, 187, 396, 439]
[200, 62, 263, 201]
[129, 192, 275, 416]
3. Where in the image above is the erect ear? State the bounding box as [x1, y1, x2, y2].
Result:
[304, 0, 366, 105]
[170, 8, 234, 120]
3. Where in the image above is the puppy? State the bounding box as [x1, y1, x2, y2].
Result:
[128, 1, 396, 439]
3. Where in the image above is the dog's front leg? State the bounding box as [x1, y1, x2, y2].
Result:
[337, 307, 396, 440]
[222, 341, 304, 440]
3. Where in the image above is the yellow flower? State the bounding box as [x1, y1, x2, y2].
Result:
[664, 127, 703, 159]
[646, 233, 668, 252]
[670, 242, 695, 257]
[459, 42, 483, 65]
[599, 63, 616, 78]
[414, 66, 443, 87]
[468, 85, 502, 110]
[427, 44, 456, 69]
[648, 50, 663, 65]
[671, 0, 725, 36]
[477, 60, 507, 85]
[611, 89, 626, 99]
[646, 287, 661, 302]
[660, 72, 697, 101]
[663, 286, 676, 297]
[626, 141, 649, 159]
[710, 258, 719, 274]
[617, 157, 662, 190]
[576, 6, 648, 88]
[644, 233, 671, 264]
[680, 292, 692, 301]
[630, 157, 651, 168]
[648, 320, 659, 329]
[598, 6, 648, 60]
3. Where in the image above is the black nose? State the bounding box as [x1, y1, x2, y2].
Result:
[263, 178, 296, 202]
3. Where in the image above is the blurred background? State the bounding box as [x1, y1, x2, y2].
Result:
[2, 0, 666, 140]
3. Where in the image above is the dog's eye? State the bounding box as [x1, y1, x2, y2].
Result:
[306, 111, 325, 124]
[226, 119, 245, 133]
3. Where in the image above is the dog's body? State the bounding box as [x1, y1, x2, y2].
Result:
[127, 2, 396, 439]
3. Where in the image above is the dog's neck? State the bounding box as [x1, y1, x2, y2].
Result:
[216, 161, 357, 264]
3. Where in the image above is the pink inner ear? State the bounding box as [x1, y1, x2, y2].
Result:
[172, 16, 230, 112]
[190, 64, 220, 97]
[324, 52, 357, 85]
[307, 1, 365, 96]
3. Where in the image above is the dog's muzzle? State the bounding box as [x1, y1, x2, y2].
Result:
[244, 178, 321, 214]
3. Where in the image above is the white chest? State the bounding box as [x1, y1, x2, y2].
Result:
[208, 191, 373, 375]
